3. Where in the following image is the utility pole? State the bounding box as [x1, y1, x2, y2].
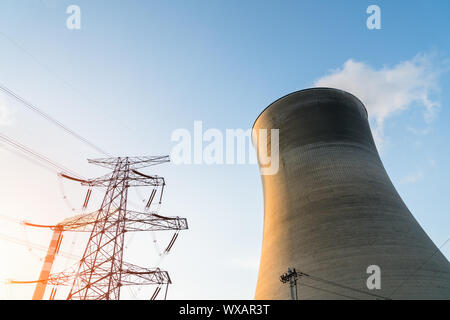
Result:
[280, 268, 300, 300]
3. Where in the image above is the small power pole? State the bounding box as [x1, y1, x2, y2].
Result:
[280, 268, 300, 300]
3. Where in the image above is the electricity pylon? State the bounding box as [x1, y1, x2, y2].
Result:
[8, 156, 187, 299]
[60, 156, 188, 300]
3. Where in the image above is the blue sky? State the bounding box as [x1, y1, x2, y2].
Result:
[0, 0, 449, 299]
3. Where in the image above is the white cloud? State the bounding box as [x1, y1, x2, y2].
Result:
[314, 54, 444, 150]
[407, 126, 431, 136]
[401, 171, 424, 184]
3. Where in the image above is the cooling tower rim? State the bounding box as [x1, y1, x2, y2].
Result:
[252, 87, 368, 130]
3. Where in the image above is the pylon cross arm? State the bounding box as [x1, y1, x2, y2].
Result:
[88, 156, 170, 169]
[120, 262, 171, 286]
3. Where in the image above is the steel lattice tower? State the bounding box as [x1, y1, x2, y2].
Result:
[60, 156, 188, 300]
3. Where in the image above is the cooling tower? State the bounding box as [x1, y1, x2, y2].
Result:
[253, 88, 450, 300]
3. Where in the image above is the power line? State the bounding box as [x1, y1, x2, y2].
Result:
[0, 131, 146, 211]
[303, 273, 390, 300]
[388, 237, 450, 299]
[291, 270, 390, 300]
[298, 281, 361, 300]
[0, 31, 79, 99]
[0, 131, 83, 179]
[0, 84, 110, 157]
[0, 30, 136, 142]
[0, 131, 91, 213]
[0, 232, 79, 261]
[0, 213, 22, 225]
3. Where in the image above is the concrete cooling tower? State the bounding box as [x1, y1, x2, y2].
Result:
[253, 88, 450, 300]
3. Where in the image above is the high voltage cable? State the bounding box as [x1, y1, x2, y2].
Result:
[0, 33, 147, 203]
[0, 132, 83, 179]
[0, 52, 174, 298]
[298, 281, 361, 300]
[302, 273, 390, 300]
[1, 27, 112, 154]
[0, 131, 90, 213]
[0, 30, 135, 144]
[0, 131, 146, 210]
[0, 85, 146, 206]
[0, 232, 79, 261]
[388, 237, 450, 299]
[0, 84, 110, 157]
[0, 31, 79, 98]
[0, 213, 22, 224]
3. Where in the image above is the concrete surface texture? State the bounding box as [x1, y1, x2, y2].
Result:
[253, 88, 450, 300]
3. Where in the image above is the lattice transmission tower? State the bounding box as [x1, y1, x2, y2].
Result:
[45, 156, 188, 300]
